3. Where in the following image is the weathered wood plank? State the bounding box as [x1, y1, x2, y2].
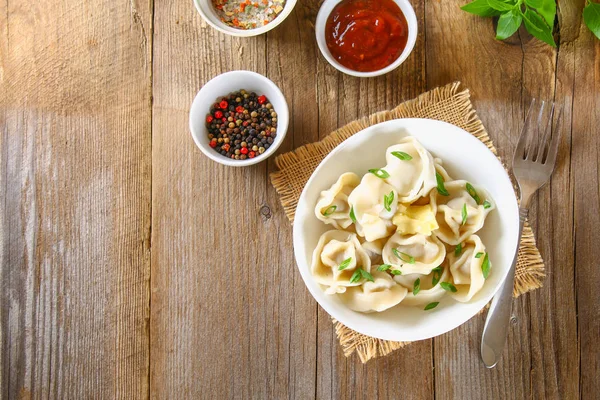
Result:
[0, 0, 152, 398]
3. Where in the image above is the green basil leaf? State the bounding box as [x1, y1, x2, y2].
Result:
[483, 200, 492, 209]
[349, 206, 357, 223]
[487, 0, 514, 11]
[440, 282, 458, 292]
[338, 257, 352, 271]
[322, 205, 337, 217]
[384, 190, 394, 212]
[465, 182, 482, 204]
[360, 269, 374, 282]
[475, 252, 484, 258]
[523, 8, 556, 47]
[368, 168, 390, 179]
[377, 264, 391, 271]
[524, 0, 544, 8]
[462, 203, 468, 225]
[436, 172, 450, 196]
[584, 1, 600, 40]
[424, 302, 439, 311]
[496, 8, 523, 40]
[391, 151, 413, 161]
[482, 253, 491, 279]
[350, 269, 362, 284]
[455, 243, 463, 256]
[461, 0, 502, 17]
[413, 278, 421, 296]
[431, 266, 443, 286]
[535, 0, 557, 27]
[391, 269, 402, 275]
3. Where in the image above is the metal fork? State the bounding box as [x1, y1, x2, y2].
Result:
[480, 99, 562, 368]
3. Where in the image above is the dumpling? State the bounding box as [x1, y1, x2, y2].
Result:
[358, 237, 387, 264]
[431, 180, 495, 245]
[338, 270, 408, 312]
[392, 262, 450, 306]
[382, 137, 437, 203]
[447, 234, 488, 302]
[315, 172, 361, 229]
[382, 232, 446, 275]
[311, 230, 372, 294]
[392, 203, 438, 235]
[348, 173, 397, 242]
[434, 157, 453, 182]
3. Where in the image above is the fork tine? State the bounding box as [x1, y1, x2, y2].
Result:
[544, 106, 563, 167]
[535, 102, 554, 162]
[513, 98, 536, 163]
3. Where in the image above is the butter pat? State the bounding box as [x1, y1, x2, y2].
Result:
[392, 204, 438, 235]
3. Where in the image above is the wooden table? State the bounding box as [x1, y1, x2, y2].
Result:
[1, 0, 598, 398]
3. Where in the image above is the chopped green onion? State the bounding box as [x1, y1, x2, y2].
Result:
[391, 269, 402, 275]
[440, 282, 458, 292]
[455, 243, 462, 256]
[322, 205, 337, 217]
[431, 266, 442, 286]
[413, 278, 421, 295]
[377, 264, 391, 271]
[466, 182, 481, 204]
[483, 200, 492, 209]
[424, 302, 439, 310]
[393, 248, 415, 264]
[384, 190, 394, 212]
[481, 253, 491, 279]
[461, 203, 468, 225]
[368, 168, 390, 179]
[338, 257, 352, 271]
[475, 252, 484, 258]
[391, 151, 413, 161]
[436, 172, 449, 196]
[360, 269, 374, 282]
[349, 206, 357, 223]
[350, 269, 362, 284]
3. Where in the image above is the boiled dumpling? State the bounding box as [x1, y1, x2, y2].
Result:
[348, 173, 397, 242]
[392, 203, 438, 235]
[434, 157, 453, 182]
[382, 137, 437, 203]
[311, 230, 372, 294]
[447, 235, 488, 302]
[338, 270, 408, 312]
[393, 261, 450, 306]
[382, 232, 446, 274]
[315, 172, 361, 229]
[431, 180, 495, 245]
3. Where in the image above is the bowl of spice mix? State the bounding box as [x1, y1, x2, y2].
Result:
[194, 0, 297, 37]
[190, 70, 289, 167]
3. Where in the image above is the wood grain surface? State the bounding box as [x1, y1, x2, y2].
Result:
[1, 0, 598, 398]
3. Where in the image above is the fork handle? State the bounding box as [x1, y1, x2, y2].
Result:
[480, 207, 528, 368]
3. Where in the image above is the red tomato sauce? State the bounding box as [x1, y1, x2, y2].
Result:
[325, 0, 409, 72]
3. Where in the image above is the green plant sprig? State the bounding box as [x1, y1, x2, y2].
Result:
[461, 0, 557, 46]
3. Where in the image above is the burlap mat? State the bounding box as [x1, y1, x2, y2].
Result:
[269, 82, 545, 363]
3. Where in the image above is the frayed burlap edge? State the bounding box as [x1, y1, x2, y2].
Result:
[270, 82, 545, 363]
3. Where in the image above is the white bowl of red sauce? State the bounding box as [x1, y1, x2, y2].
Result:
[315, 0, 418, 77]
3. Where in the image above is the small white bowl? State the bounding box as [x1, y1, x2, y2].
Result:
[190, 70, 289, 167]
[193, 0, 298, 37]
[293, 119, 520, 341]
[315, 0, 418, 78]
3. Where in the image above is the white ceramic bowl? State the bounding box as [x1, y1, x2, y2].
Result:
[315, 0, 418, 78]
[193, 0, 298, 37]
[293, 119, 520, 341]
[190, 70, 289, 167]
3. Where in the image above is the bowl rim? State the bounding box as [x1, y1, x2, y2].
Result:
[193, 0, 298, 37]
[315, 0, 418, 78]
[189, 70, 289, 167]
[292, 118, 520, 341]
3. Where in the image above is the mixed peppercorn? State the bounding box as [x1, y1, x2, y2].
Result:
[206, 90, 278, 161]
